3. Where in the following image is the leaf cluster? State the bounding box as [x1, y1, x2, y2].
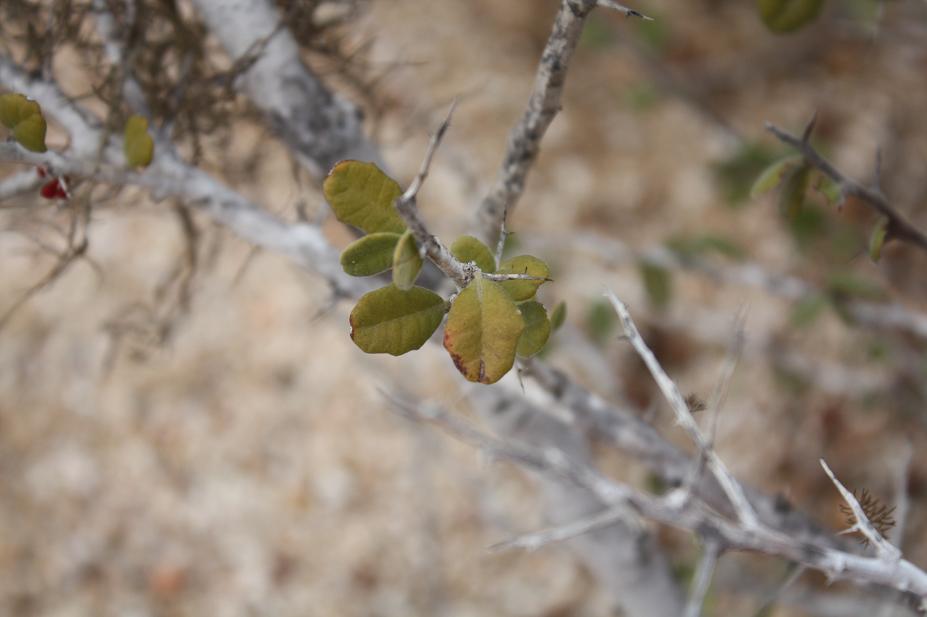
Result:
[324, 160, 561, 384]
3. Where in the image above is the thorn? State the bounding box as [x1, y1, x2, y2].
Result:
[801, 111, 818, 143]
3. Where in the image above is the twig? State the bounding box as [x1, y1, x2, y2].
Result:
[606, 289, 761, 529]
[489, 505, 627, 552]
[597, 0, 653, 19]
[476, 0, 597, 244]
[766, 122, 927, 256]
[820, 459, 902, 561]
[890, 443, 913, 548]
[393, 102, 473, 288]
[683, 541, 721, 617]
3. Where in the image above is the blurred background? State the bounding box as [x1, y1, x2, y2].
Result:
[1, 0, 926, 615]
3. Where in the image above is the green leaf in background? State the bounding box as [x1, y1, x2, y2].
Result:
[12, 112, 47, 153]
[667, 234, 745, 261]
[778, 162, 812, 220]
[550, 301, 567, 331]
[826, 271, 885, 301]
[758, 0, 825, 33]
[392, 230, 423, 291]
[444, 277, 524, 384]
[790, 294, 829, 328]
[124, 115, 154, 167]
[815, 173, 843, 207]
[497, 255, 550, 301]
[323, 160, 407, 234]
[639, 261, 673, 310]
[516, 301, 551, 357]
[340, 232, 401, 276]
[0, 93, 47, 152]
[750, 155, 803, 199]
[585, 298, 617, 345]
[868, 217, 889, 263]
[450, 235, 496, 272]
[349, 285, 447, 356]
[714, 142, 780, 206]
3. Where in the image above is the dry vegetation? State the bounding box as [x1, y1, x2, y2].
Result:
[1, 0, 926, 615]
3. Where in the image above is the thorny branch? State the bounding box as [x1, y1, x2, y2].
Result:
[476, 0, 648, 244]
[766, 121, 927, 256]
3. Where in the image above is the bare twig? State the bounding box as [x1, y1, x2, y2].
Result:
[477, 0, 598, 243]
[821, 459, 902, 561]
[766, 122, 927, 256]
[597, 0, 653, 19]
[489, 505, 627, 552]
[684, 541, 721, 617]
[606, 289, 760, 529]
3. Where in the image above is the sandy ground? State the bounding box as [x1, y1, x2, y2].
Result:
[1, 1, 926, 615]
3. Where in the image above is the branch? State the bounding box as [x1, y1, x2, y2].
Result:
[190, 0, 382, 178]
[606, 290, 761, 529]
[476, 0, 597, 243]
[393, 103, 472, 287]
[821, 459, 902, 561]
[766, 122, 927, 256]
[684, 541, 721, 617]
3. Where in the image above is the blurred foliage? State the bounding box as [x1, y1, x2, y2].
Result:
[714, 142, 782, 207]
[638, 261, 673, 310]
[584, 298, 617, 346]
[667, 233, 745, 261]
[757, 0, 825, 33]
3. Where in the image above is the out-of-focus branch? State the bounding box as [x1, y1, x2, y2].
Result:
[386, 388, 927, 606]
[684, 541, 721, 617]
[190, 0, 382, 178]
[476, 0, 648, 244]
[766, 122, 927, 256]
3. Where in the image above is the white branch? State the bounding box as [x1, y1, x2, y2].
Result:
[684, 541, 721, 617]
[606, 289, 761, 529]
[820, 459, 902, 561]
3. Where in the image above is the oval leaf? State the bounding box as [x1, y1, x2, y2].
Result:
[517, 301, 551, 357]
[124, 115, 154, 167]
[868, 217, 889, 263]
[639, 262, 673, 309]
[0, 93, 41, 130]
[750, 155, 802, 199]
[323, 160, 406, 234]
[350, 285, 447, 356]
[444, 277, 524, 384]
[12, 112, 47, 153]
[392, 230, 423, 290]
[778, 162, 812, 220]
[340, 232, 401, 276]
[451, 235, 496, 272]
[497, 255, 550, 301]
[550, 301, 567, 331]
[758, 0, 824, 33]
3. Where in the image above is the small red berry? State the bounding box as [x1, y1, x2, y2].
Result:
[40, 179, 67, 200]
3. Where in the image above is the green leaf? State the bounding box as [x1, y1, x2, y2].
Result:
[750, 155, 802, 199]
[497, 255, 550, 301]
[758, 0, 825, 33]
[12, 112, 47, 153]
[444, 277, 524, 384]
[517, 301, 551, 357]
[451, 235, 496, 272]
[639, 262, 673, 309]
[340, 232, 401, 276]
[350, 285, 447, 356]
[816, 174, 843, 207]
[585, 299, 616, 345]
[778, 162, 812, 220]
[124, 115, 154, 167]
[667, 234, 745, 261]
[550, 301, 567, 331]
[826, 272, 885, 301]
[713, 142, 781, 206]
[0, 93, 40, 130]
[790, 294, 829, 328]
[392, 230, 422, 291]
[323, 160, 406, 234]
[868, 217, 889, 263]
